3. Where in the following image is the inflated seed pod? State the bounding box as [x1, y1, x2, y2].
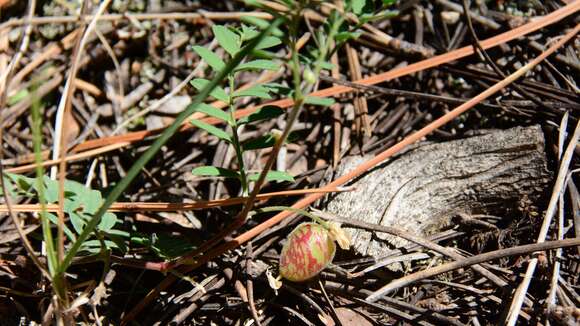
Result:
[279, 222, 336, 282]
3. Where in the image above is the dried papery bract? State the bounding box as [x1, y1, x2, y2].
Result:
[279, 222, 336, 282]
[327, 221, 351, 250]
[266, 267, 282, 295]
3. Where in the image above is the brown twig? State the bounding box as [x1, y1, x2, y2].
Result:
[345, 43, 371, 139]
[0, 186, 352, 213]
[5, 142, 128, 174]
[318, 280, 343, 326]
[0, 11, 273, 30]
[245, 243, 262, 326]
[319, 75, 500, 109]
[366, 238, 580, 302]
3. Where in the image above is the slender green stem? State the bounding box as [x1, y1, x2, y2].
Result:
[228, 75, 248, 195]
[57, 17, 285, 275]
[32, 85, 69, 302]
[231, 129, 248, 194]
[31, 89, 58, 276]
[233, 8, 307, 230]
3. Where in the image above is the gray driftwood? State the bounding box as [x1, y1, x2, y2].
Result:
[321, 125, 550, 257]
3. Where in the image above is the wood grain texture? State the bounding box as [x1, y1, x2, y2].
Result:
[321, 125, 550, 256]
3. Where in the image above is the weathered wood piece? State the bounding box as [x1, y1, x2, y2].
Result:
[321, 125, 550, 257]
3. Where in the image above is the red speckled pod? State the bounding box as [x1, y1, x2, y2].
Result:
[279, 222, 336, 282]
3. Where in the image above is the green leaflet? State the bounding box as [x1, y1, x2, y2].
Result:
[193, 103, 232, 125]
[233, 85, 272, 99]
[191, 166, 240, 179]
[192, 45, 225, 71]
[237, 105, 284, 125]
[235, 59, 280, 72]
[304, 96, 335, 106]
[212, 25, 241, 57]
[190, 119, 232, 142]
[248, 170, 294, 183]
[190, 79, 229, 102]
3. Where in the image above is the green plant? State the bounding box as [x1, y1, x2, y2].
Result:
[190, 24, 295, 195]
[52, 18, 285, 279]
[188, 0, 393, 195]
[2, 173, 128, 253]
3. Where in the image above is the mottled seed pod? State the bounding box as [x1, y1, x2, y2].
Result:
[279, 222, 336, 282]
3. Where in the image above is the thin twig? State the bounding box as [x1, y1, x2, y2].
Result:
[0, 11, 273, 30]
[319, 75, 500, 109]
[0, 186, 352, 213]
[345, 43, 371, 137]
[366, 238, 580, 302]
[6, 142, 128, 174]
[245, 243, 262, 326]
[505, 118, 580, 325]
[318, 280, 343, 326]
[94, 27, 124, 119]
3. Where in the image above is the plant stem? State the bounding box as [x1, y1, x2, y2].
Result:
[232, 7, 307, 229]
[234, 5, 343, 225]
[232, 129, 248, 194]
[31, 89, 58, 276]
[228, 75, 249, 195]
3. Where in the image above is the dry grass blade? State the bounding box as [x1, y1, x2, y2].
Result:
[547, 113, 570, 306]
[5, 142, 128, 174]
[0, 186, 351, 213]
